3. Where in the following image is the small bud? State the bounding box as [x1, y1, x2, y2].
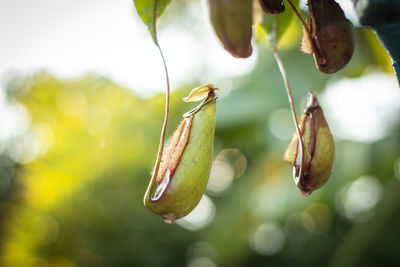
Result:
[301, 0, 355, 74]
[258, 0, 285, 15]
[144, 85, 217, 223]
[284, 92, 335, 196]
[208, 0, 253, 58]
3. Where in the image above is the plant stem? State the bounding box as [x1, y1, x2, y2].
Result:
[285, 0, 308, 33]
[285, 0, 323, 59]
[272, 16, 304, 181]
[145, 0, 171, 202]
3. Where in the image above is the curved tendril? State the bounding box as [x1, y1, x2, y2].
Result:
[272, 16, 304, 182]
[144, 0, 171, 203]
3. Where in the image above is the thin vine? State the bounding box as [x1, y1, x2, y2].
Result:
[271, 16, 304, 182]
[144, 0, 171, 202]
[285, 0, 324, 62]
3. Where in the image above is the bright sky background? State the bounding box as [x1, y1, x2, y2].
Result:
[0, 0, 256, 96]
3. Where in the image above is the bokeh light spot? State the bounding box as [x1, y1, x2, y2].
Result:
[301, 212, 316, 233]
[186, 242, 218, 263]
[249, 222, 285, 256]
[187, 257, 216, 267]
[176, 194, 215, 231]
[322, 73, 400, 143]
[305, 203, 333, 234]
[31, 122, 54, 156]
[8, 132, 41, 164]
[268, 108, 295, 141]
[207, 160, 234, 195]
[207, 148, 247, 195]
[216, 148, 247, 179]
[335, 176, 383, 222]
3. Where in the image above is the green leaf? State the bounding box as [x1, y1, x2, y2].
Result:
[133, 0, 171, 45]
[259, 0, 300, 42]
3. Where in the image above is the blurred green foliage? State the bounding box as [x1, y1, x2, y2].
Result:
[0, 12, 399, 267]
